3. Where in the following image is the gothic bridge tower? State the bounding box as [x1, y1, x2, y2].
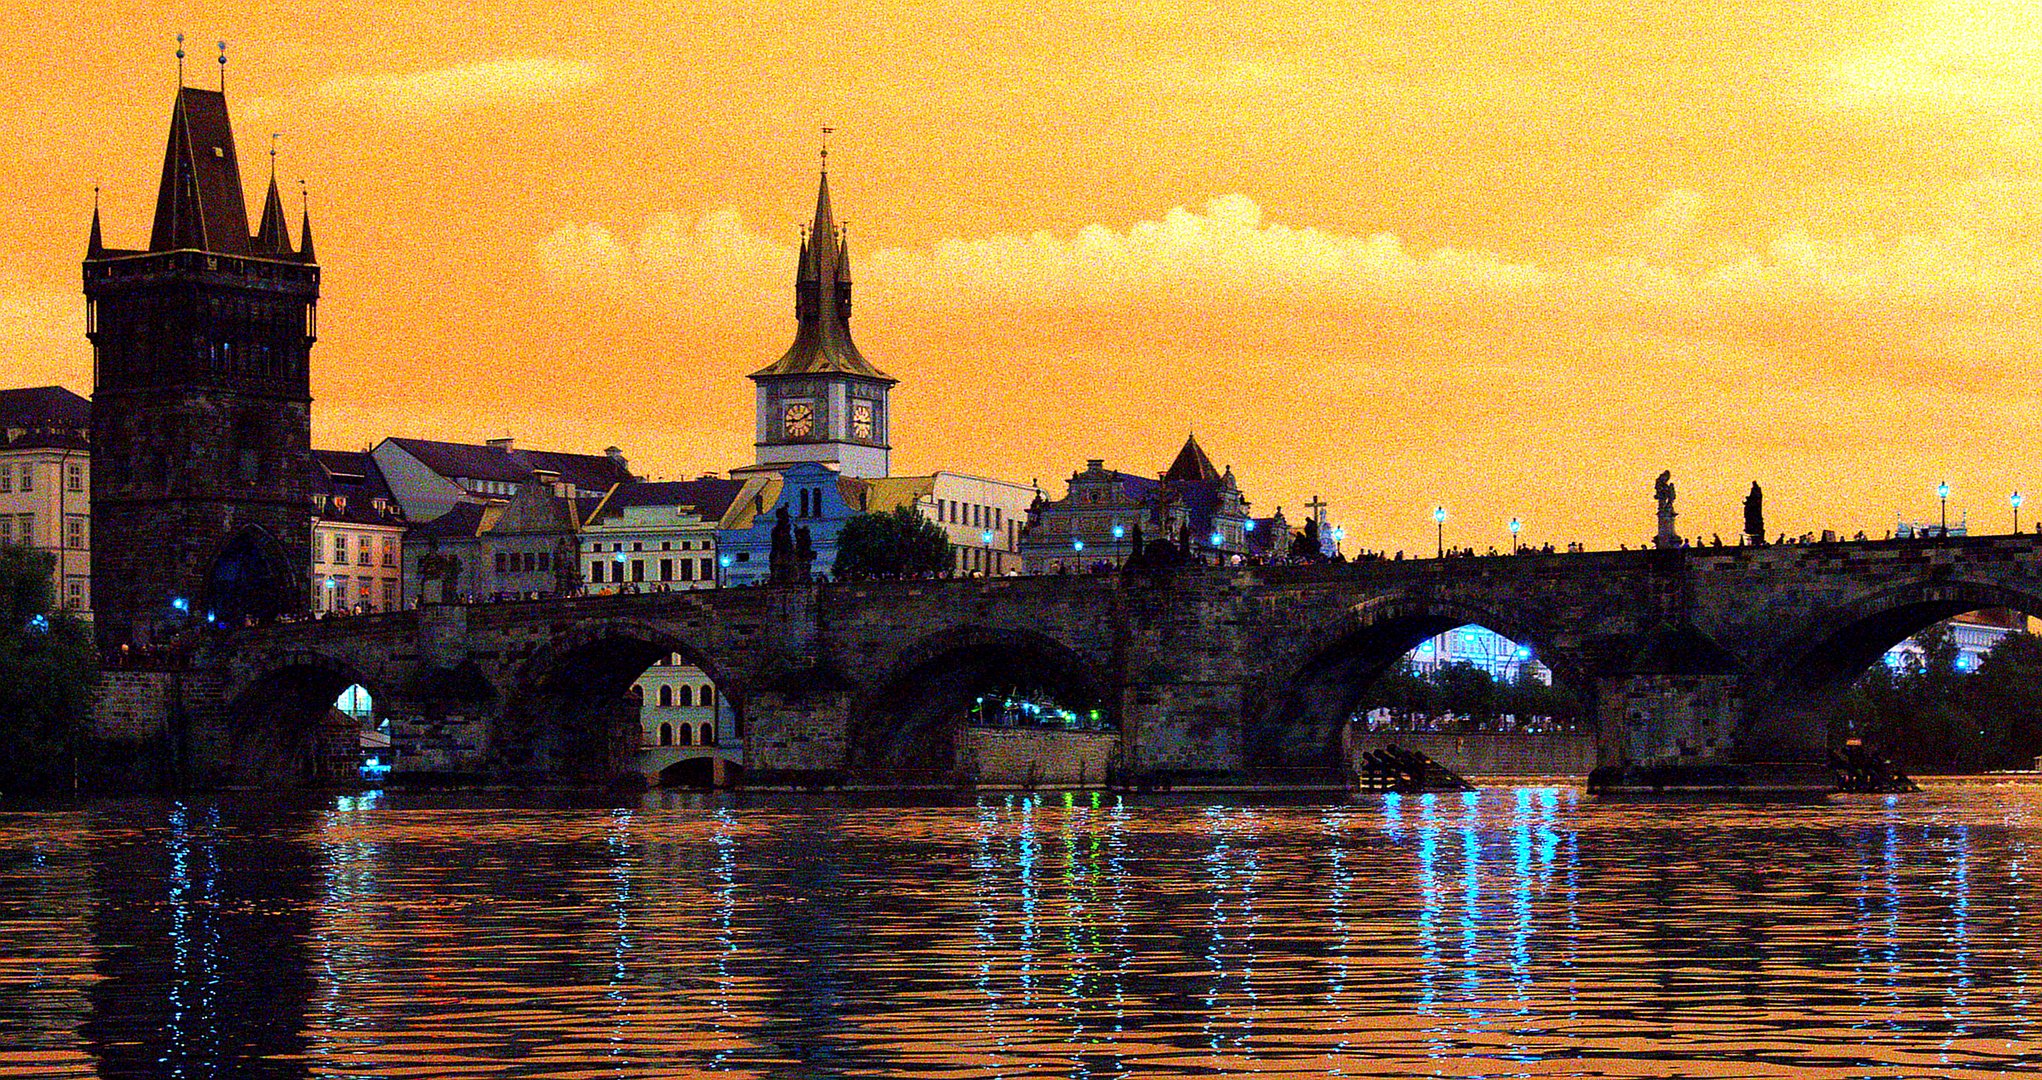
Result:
[749, 152, 896, 479]
[84, 82, 319, 651]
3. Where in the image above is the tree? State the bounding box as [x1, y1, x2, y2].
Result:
[832, 506, 954, 579]
[0, 544, 97, 793]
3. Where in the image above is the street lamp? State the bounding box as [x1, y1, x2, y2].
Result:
[2013, 491, 2023, 535]
[1434, 506, 1447, 558]
[1508, 517, 1521, 553]
[1938, 481, 1950, 537]
[980, 529, 995, 575]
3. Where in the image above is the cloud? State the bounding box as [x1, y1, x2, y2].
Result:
[1823, 0, 2042, 114]
[535, 188, 2042, 390]
[314, 57, 604, 117]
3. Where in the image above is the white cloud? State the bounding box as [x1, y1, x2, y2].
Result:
[1824, 0, 2042, 114]
[315, 57, 604, 117]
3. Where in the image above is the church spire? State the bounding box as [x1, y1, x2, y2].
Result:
[750, 138, 889, 383]
[148, 85, 254, 254]
[254, 134, 292, 254]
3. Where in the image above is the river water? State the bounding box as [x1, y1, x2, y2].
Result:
[1, 781, 2038, 1078]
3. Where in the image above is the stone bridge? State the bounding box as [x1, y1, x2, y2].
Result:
[125, 536, 2042, 786]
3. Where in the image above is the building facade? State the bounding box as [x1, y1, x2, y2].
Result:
[864, 472, 1036, 576]
[401, 476, 593, 605]
[85, 85, 320, 647]
[311, 450, 407, 615]
[0, 387, 91, 612]
[579, 478, 742, 593]
[717, 462, 869, 586]
[1020, 436, 1255, 573]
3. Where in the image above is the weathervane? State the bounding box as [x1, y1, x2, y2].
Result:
[821, 125, 833, 172]
[270, 132, 281, 176]
[175, 33, 185, 86]
[217, 40, 227, 92]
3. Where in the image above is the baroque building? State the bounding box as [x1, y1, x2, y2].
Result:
[1019, 436, 1254, 572]
[84, 84, 319, 647]
[0, 386, 91, 611]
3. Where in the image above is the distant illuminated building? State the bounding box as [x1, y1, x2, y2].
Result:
[1405, 624, 1551, 685]
[1882, 611, 2022, 673]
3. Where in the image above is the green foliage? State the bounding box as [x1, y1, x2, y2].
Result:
[1829, 623, 2042, 773]
[1357, 656, 1582, 731]
[0, 544, 97, 794]
[832, 506, 954, 579]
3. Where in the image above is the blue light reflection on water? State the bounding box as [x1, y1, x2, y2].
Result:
[2, 784, 2042, 1077]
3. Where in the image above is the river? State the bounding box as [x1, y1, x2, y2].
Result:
[1, 781, 2037, 1077]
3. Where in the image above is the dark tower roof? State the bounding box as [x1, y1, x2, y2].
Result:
[298, 204, 316, 262]
[751, 166, 892, 383]
[86, 201, 104, 257]
[254, 173, 292, 255]
[148, 87, 253, 255]
[1162, 435, 1221, 485]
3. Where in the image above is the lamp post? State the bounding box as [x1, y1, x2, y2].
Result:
[980, 529, 995, 575]
[1938, 481, 1950, 537]
[1508, 517, 1521, 553]
[1434, 506, 1447, 558]
[2013, 491, 2023, 536]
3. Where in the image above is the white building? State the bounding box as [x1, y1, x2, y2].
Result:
[864, 472, 1038, 576]
[0, 387, 91, 613]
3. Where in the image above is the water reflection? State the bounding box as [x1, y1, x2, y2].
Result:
[0, 786, 2038, 1076]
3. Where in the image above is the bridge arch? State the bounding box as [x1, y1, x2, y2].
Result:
[846, 625, 1110, 779]
[1252, 592, 1574, 770]
[504, 618, 735, 782]
[1751, 577, 2042, 753]
[220, 647, 388, 785]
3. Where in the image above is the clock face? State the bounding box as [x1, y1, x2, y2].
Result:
[851, 401, 874, 440]
[783, 402, 814, 438]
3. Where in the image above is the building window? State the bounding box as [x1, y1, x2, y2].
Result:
[65, 516, 85, 550]
[589, 561, 605, 584]
[66, 463, 84, 493]
[381, 579, 398, 608]
[64, 578, 83, 609]
[494, 552, 507, 573]
[699, 684, 714, 706]
[700, 722, 715, 746]
[677, 724, 693, 746]
[333, 534, 347, 562]
[0, 465, 10, 492]
[17, 465, 30, 492]
[538, 552, 552, 572]
[677, 559, 693, 582]
[631, 559, 645, 582]
[658, 685, 673, 707]
[701, 558, 716, 578]
[659, 722, 673, 747]
[358, 536, 373, 565]
[382, 540, 396, 567]
[660, 558, 673, 581]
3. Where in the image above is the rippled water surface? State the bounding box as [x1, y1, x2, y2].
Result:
[2, 782, 2040, 1077]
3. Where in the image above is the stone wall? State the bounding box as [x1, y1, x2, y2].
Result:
[1354, 732, 1597, 778]
[960, 728, 1121, 788]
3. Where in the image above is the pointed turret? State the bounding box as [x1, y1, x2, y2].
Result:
[86, 200, 104, 258]
[254, 174, 292, 255]
[297, 204, 316, 263]
[1163, 435, 1222, 485]
[751, 162, 889, 382]
[148, 87, 253, 255]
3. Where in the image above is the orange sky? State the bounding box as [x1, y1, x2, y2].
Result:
[6, 1, 2042, 552]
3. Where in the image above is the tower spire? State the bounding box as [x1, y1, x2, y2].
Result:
[297, 179, 316, 262]
[87, 186, 104, 257]
[217, 40, 227, 93]
[175, 33, 185, 86]
[255, 134, 290, 254]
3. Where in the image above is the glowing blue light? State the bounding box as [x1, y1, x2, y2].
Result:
[613, 552, 626, 563]
[1515, 646, 1532, 660]
[1111, 524, 1125, 540]
[1509, 517, 1521, 535]
[980, 530, 995, 544]
[1243, 520, 1255, 533]
[26, 614, 48, 633]
[1434, 506, 1447, 524]
[1072, 539, 1085, 552]
[171, 596, 190, 612]
[719, 554, 733, 567]
[1210, 531, 1224, 546]
[1939, 481, 1951, 500]
[2015, 492, 2025, 510]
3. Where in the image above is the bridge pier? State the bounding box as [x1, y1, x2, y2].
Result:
[744, 685, 853, 783]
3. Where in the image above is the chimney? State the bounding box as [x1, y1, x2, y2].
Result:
[1086, 459, 1105, 471]
[605, 446, 629, 474]
[487, 436, 515, 453]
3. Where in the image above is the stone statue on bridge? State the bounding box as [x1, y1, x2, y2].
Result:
[1744, 482, 1766, 546]
[795, 525, 815, 582]
[769, 506, 802, 584]
[1654, 471, 1679, 549]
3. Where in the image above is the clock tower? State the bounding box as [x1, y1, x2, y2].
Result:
[749, 156, 894, 479]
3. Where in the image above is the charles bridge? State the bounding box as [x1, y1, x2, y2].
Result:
[92, 535, 2042, 788]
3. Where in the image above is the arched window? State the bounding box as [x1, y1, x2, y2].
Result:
[657, 685, 672, 707]
[699, 684, 714, 707]
[677, 724, 693, 746]
[700, 722, 716, 746]
[658, 722, 673, 747]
